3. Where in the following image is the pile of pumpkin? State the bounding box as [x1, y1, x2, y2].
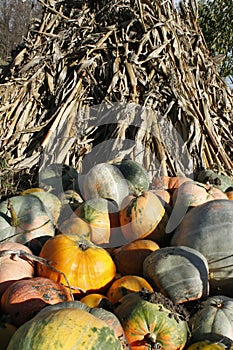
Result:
[0, 159, 233, 350]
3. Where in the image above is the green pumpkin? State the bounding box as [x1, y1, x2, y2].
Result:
[143, 246, 209, 304]
[113, 159, 150, 196]
[170, 199, 233, 296]
[188, 295, 233, 341]
[114, 291, 188, 350]
[7, 307, 123, 350]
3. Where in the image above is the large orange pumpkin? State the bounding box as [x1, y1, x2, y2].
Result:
[37, 234, 116, 296]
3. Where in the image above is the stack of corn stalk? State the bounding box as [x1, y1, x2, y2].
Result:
[0, 0, 232, 195]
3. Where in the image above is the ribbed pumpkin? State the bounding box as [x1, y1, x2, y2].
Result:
[114, 291, 188, 350]
[188, 295, 233, 341]
[58, 215, 91, 240]
[143, 246, 209, 304]
[0, 242, 34, 297]
[170, 199, 233, 296]
[81, 162, 129, 208]
[119, 191, 166, 243]
[151, 175, 192, 192]
[112, 159, 150, 196]
[37, 234, 116, 295]
[0, 194, 55, 244]
[107, 275, 154, 304]
[1, 277, 72, 326]
[112, 239, 160, 276]
[6, 307, 123, 350]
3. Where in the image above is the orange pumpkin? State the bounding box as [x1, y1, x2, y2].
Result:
[0, 242, 34, 297]
[57, 215, 91, 240]
[226, 190, 233, 200]
[107, 275, 153, 304]
[1, 277, 72, 326]
[119, 191, 165, 242]
[80, 293, 113, 310]
[112, 239, 160, 276]
[152, 175, 192, 192]
[37, 234, 116, 296]
[150, 188, 171, 205]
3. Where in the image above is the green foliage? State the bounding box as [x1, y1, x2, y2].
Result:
[198, 0, 233, 82]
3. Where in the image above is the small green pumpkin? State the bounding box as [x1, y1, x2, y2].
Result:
[197, 169, 233, 192]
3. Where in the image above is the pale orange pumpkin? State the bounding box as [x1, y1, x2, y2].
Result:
[0, 242, 34, 297]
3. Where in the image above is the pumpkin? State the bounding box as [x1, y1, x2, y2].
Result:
[170, 199, 233, 296]
[196, 169, 233, 192]
[188, 295, 233, 341]
[37, 234, 116, 296]
[35, 300, 129, 348]
[150, 188, 171, 205]
[151, 175, 192, 192]
[74, 198, 111, 245]
[119, 191, 166, 243]
[186, 340, 228, 350]
[80, 293, 113, 310]
[114, 291, 189, 350]
[112, 239, 160, 276]
[143, 246, 209, 304]
[57, 215, 91, 240]
[172, 181, 227, 207]
[22, 191, 62, 225]
[0, 242, 34, 297]
[187, 333, 233, 349]
[7, 307, 123, 350]
[1, 276, 72, 326]
[112, 159, 150, 196]
[0, 194, 55, 244]
[107, 275, 154, 304]
[39, 163, 80, 194]
[81, 162, 129, 208]
[0, 321, 17, 350]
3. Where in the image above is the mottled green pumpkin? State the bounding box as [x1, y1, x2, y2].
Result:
[114, 291, 188, 350]
[7, 307, 123, 350]
[197, 169, 233, 192]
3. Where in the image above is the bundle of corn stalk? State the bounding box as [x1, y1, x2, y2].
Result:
[0, 0, 232, 196]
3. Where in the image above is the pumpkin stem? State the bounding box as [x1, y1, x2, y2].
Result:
[144, 333, 162, 349]
[7, 200, 19, 227]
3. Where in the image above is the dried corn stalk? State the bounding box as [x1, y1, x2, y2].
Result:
[0, 0, 232, 196]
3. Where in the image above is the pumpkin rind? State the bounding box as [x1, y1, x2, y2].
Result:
[7, 308, 123, 350]
[38, 234, 116, 295]
[143, 246, 209, 304]
[113, 159, 150, 196]
[170, 199, 233, 296]
[114, 292, 188, 350]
